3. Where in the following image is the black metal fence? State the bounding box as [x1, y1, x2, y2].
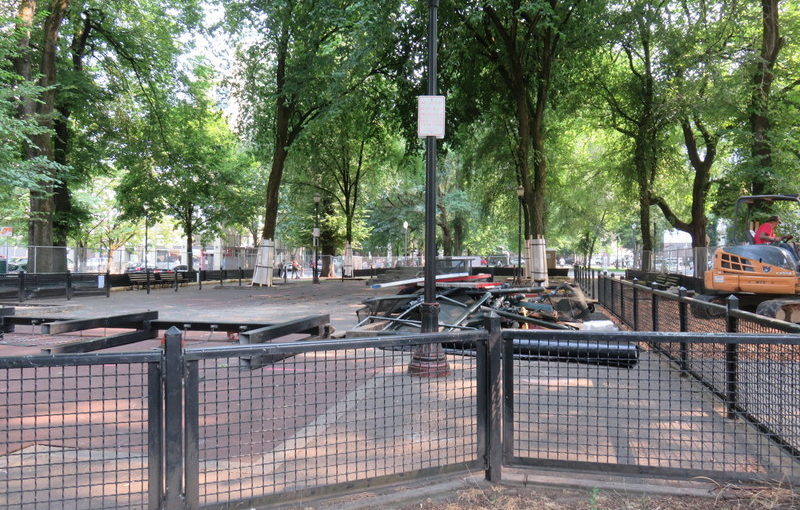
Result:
[504, 329, 800, 482]
[573, 268, 800, 467]
[3, 322, 800, 509]
[0, 269, 256, 302]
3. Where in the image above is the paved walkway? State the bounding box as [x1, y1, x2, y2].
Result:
[0, 278, 396, 355]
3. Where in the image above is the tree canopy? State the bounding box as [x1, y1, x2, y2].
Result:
[3, 0, 800, 269]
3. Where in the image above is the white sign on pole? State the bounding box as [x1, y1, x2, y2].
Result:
[417, 95, 446, 138]
[0, 227, 12, 237]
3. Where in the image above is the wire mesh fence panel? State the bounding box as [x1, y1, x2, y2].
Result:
[621, 285, 634, 326]
[508, 337, 800, 481]
[192, 343, 481, 507]
[685, 300, 727, 334]
[606, 279, 619, 318]
[635, 288, 653, 332]
[683, 341, 730, 399]
[0, 361, 154, 510]
[736, 343, 800, 455]
[737, 316, 800, 335]
[654, 294, 682, 333]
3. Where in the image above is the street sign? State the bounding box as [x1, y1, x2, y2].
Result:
[417, 95, 445, 138]
[0, 227, 11, 237]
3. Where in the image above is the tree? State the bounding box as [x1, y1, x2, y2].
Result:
[6, 0, 201, 270]
[446, 0, 593, 239]
[117, 67, 247, 271]
[11, 0, 70, 271]
[225, 0, 399, 245]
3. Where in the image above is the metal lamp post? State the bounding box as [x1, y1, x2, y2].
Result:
[516, 185, 524, 284]
[144, 206, 150, 295]
[403, 221, 408, 265]
[313, 193, 321, 284]
[408, 0, 449, 377]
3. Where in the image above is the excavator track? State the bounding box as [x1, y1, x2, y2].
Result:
[755, 299, 800, 323]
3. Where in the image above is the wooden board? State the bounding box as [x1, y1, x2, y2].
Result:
[369, 272, 470, 289]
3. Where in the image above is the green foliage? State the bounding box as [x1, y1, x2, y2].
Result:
[5, 0, 800, 262]
[0, 16, 60, 195]
[116, 64, 255, 247]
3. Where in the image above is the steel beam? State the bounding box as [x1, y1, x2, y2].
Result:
[41, 311, 159, 334]
[239, 314, 329, 345]
[43, 328, 157, 354]
[151, 320, 273, 333]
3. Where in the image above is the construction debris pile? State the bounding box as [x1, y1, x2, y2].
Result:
[349, 273, 638, 368]
[353, 274, 616, 333]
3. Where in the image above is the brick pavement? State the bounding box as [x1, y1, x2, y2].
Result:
[0, 278, 396, 356]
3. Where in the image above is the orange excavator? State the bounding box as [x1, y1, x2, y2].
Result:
[701, 194, 800, 322]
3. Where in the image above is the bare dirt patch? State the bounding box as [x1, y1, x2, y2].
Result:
[398, 483, 800, 510]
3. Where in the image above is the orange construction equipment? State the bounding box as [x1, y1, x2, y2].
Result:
[701, 195, 800, 322]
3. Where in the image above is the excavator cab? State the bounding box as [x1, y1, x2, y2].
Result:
[702, 194, 800, 321]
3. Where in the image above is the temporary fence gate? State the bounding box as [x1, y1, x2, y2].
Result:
[2, 324, 800, 509]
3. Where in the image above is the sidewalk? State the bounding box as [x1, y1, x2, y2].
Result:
[0, 278, 397, 356]
[4, 277, 395, 332]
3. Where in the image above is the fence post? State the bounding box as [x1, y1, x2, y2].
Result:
[147, 362, 163, 510]
[678, 287, 688, 370]
[198, 270, 203, 291]
[174, 270, 179, 292]
[66, 271, 72, 301]
[482, 313, 502, 482]
[726, 295, 739, 420]
[632, 278, 639, 331]
[609, 273, 615, 316]
[163, 326, 184, 508]
[650, 282, 659, 331]
[185, 359, 200, 510]
[220, 270, 224, 287]
[18, 270, 25, 303]
[502, 323, 515, 466]
[595, 270, 600, 304]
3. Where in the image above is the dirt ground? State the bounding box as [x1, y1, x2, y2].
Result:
[396, 484, 800, 510]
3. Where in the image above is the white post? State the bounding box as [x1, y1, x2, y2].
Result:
[252, 239, 274, 286]
[530, 236, 548, 286]
[343, 243, 354, 278]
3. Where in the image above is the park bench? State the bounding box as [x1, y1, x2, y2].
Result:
[128, 272, 152, 290]
[650, 272, 680, 290]
[68, 273, 107, 297]
[162, 271, 188, 287]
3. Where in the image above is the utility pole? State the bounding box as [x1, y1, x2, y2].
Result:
[409, 0, 449, 377]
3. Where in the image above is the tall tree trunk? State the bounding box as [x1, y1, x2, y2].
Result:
[13, 0, 36, 119]
[28, 0, 68, 272]
[528, 35, 554, 238]
[261, 27, 290, 241]
[437, 205, 452, 256]
[320, 198, 335, 277]
[27, 0, 69, 272]
[186, 226, 194, 271]
[511, 79, 533, 238]
[453, 216, 464, 255]
[52, 10, 92, 256]
[748, 0, 782, 195]
[635, 135, 654, 270]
